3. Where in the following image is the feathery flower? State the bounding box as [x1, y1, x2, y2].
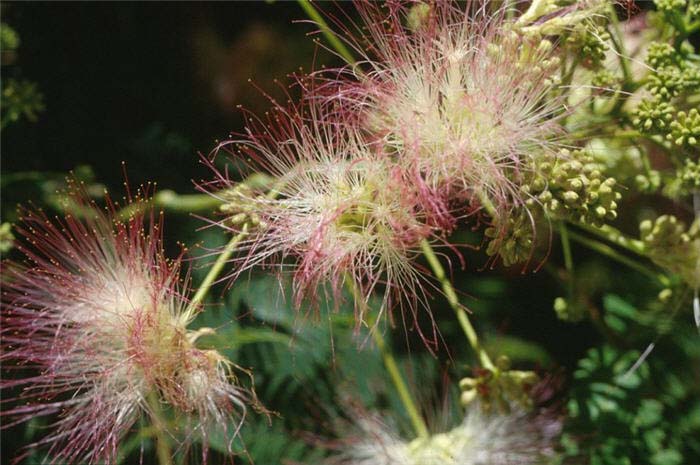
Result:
[314, 1, 571, 228]
[202, 101, 438, 331]
[333, 405, 561, 465]
[1, 186, 249, 464]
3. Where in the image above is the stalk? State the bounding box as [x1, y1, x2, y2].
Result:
[571, 222, 646, 256]
[607, 4, 633, 85]
[559, 223, 576, 302]
[560, 223, 574, 272]
[476, 190, 497, 218]
[567, 229, 670, 287]
[147, 392, 174, 465]
[344, 277, 429, 439]
[117, 191, 222, 221]
[692, 194, 699, 318]
[420, 239, 495, 371]
[297, 0, 356, 64]
[181, 224, 249, 322]
[371, 329, 430, 439]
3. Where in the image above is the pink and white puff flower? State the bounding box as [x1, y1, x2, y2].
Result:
[313, 0, 570, 228]
[203, 101, 442, 339]
[1, 187, 249, 464]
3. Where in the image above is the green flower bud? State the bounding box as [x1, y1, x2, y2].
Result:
[648, 66, 687, 98]
[1, 79, 45, 125]
[407, 2, 432, 32]
[658, 288, 673, 302]
[641, 215, 700, 288]
[632, 98, 675, 133]
[667, 109, 700, 147]
[653, 0, 687, 14]
[0, 23, 19, 50]
[485, 211, 534, 267]
[646, 42, 681, 69]
[591, 70, 620, 93]
[566, 24, 610, 69]
[0, 222, 15, 253]
[679, 158, 700, 191]
[524, 149, 622, 227]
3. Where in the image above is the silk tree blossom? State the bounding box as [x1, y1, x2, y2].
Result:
[202, 102, 442, 334]
[1, 188, 250, 464]
[332, 406, 561, 465]
[313, 0, 589, 241]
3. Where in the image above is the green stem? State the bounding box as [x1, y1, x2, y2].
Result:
[504, 0, 515, 21]
[607, 4, 632, 86]
[344, 277, 429, 439]
[517, 0, 553, 26]
[420, 239, 495, 370]
[297, 0, 356, 64]
[561, 56, 581, 91]
[559, 223, 576, 301]
[687, 20, 700, 35]
[606, 4, 643, 116]
[147, 392, 174, 465]
[613, 129, 672, 154]
[559, 223, 574, 272]
[117, 190, 222, 221]
[117, 425, 158, 464]
[567, 229, 670, 287]
[476, 190, 497, 218]
[572, 222, 646, 256]
[181, 224, 249, 322]
[181, 176, 283, 321]
[371, 329, 430, 440]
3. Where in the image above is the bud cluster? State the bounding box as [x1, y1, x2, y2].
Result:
[591, 69, 620, 92]
[525, 149, 621, 226]
[632, 98, 676, 133]
[646, 42, 682, 69]
[485, 212, 535, 267]
[565, 24, 610, 69]
[654, 0, 691, 15]
[679, 158, 700, 191]
[459, 356, 538, 414]
[667, 109, 700, 148]
[485, 149, 622, 266]
[640, 215, 700, 288]
[644, 39, 700, 100]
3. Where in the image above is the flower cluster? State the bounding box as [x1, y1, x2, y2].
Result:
[679, 158, 700, 191]
[8, 1, 700, 464]
[1, 189, 250, 464]
[204, 0, 616, 327]
[565, 23, 611, 69]
[668, 108, 700, 148]
[633, 36, 700, 156]
[525, 149, 621, 226]
[459, 356, 539, 413]
[486, 149, 622, 266]
[206, 107, 435, 325]
[319, 1, 568, 230]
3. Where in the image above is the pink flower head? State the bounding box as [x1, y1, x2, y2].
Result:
[1, 185, 250, 464]
[314, 0, 570, 231]
[202, 100, 441, 338]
